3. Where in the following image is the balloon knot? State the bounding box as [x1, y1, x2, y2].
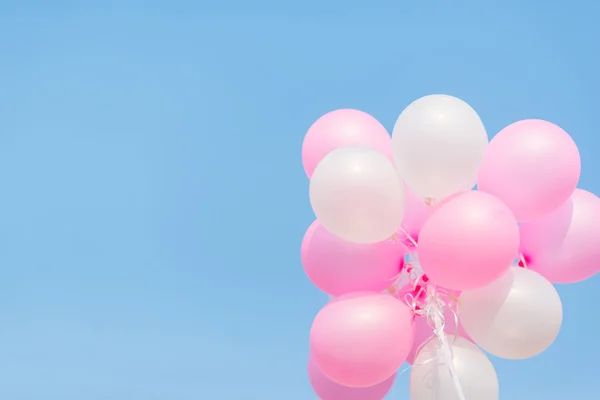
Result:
[518, 253, 530, 268]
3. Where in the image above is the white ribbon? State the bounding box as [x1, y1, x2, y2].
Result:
[390, 246, 466, 400]
[426, 287, 466, 400]
[387, 231, 466, 399]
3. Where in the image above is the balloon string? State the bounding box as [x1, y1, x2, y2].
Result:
[411, 294, 461, 359]
[427, 287, 466, 400]
[392, 266, 466, 399]
[393, 278, 464, 400]
[398, 226, 419, 248]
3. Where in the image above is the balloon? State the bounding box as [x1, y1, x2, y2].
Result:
[478, 119, 580, 222]
[301, 220, 405, 296]
[310, 292, 414, 388]
[399, 186, 433, 248]
[520, 189, 600, 284]
[459, 267, 563, 360]
[392, 94, 488, 200]
[417, 191, 520, 290]
[410, 337, 499, 400]
[302, 109, 393, 179]
[309, 146, 405, 244]
[308, 355, 395, 400]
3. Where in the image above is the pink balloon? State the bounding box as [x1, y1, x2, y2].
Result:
[394, 284, 470, 364]
[310, 292, 414, 388]
[418, 191, 520, 290]
[301, 221, 405, 296]
[302, 109, 393, 178]
[478, 119, 580, 222]
[308, 355, 395, 400]
[399, 186, 433, 249]
[520, 189, 600, 284]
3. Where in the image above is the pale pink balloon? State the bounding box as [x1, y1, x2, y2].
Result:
[418, 191, 520, 290]
[302, 109, 393, 178]
[478, 119, 580, 222]
[308, 355, 395, 400]
[399, 186, 433, 249]
[301, 220, 405, 296]
[395, 284, 470, 364]
[520, 189, 600, 284]
[310, 292, 414, 388]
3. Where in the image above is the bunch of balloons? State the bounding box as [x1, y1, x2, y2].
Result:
[300, 95, 600, 400]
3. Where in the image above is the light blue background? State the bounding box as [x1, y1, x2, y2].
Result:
[0, 1, 598, 399]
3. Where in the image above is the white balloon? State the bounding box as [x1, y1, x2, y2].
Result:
[459, 267, 563, 360]
[410, 337, 499, 400]
[309, 146, 405, 244]
[392, 94, 488, 200]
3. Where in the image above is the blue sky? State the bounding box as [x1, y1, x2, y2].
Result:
[0, 1, 598, 399]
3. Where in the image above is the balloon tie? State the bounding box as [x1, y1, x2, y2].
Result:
[424, 197, 437, 206]
[518, 253, 529, 269]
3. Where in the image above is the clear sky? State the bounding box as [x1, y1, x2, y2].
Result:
[0, 1, 598, 399]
